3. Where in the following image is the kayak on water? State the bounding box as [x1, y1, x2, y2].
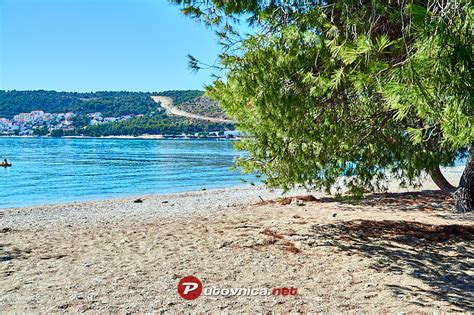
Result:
[1, 159, 11, 167]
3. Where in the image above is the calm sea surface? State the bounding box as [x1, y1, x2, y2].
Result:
[0, 138, 252, 208]
[0, 138, 467, 209]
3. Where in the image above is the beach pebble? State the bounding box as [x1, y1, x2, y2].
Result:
[218, 241, 232, 249]
[290, 199, 305, 206]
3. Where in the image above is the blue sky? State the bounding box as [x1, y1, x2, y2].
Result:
[0, 0, 223, 92]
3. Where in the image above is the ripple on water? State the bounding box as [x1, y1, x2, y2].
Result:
[0, 138, 251, 208]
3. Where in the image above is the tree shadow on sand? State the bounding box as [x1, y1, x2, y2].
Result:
[309, 217, 474, 311]
[0, 243, 22, 262]
[260, 191, 473, 310]
[322, 190, 472, 220]
[0, 228, 23, 263]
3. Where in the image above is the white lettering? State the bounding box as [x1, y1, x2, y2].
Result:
[182, 282, 198, 295]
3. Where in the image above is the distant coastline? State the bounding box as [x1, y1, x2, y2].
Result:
[0, 90, 235, 138]
[0, 134, 241, 140]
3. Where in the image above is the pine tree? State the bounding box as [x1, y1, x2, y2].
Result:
[174, 0, 473, 211]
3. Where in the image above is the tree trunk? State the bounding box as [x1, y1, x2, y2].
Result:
[430, 165, 456, 193]
[454, 144, 474, 213]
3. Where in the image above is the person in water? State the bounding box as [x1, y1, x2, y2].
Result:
[2, 159, 8, 165]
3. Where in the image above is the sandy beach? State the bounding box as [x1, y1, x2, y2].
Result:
[1, 170, 473, 313]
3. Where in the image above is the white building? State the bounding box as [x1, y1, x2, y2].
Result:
[13, 112, 33, 122]
[224, 130, 240, 138]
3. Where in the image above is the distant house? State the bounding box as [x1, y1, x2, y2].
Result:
[87, 112, 103, 120]
[13, 112, 33, 122]
[31, 110, 45, 119]
[224, 130, 240, 138]
[65, 112, 76, 121]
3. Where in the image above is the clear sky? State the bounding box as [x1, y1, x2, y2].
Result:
[0, 0, 222, 92]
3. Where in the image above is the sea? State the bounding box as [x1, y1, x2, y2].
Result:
[0, 137, 467, 209]
[0, 137, 252, 208]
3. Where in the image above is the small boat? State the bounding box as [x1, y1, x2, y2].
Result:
[0, 163, 11, 167]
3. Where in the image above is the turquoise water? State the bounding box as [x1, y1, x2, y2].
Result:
[0, 138, 251, 208]
[0, 138, 467, 209]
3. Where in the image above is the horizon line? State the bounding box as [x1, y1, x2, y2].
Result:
[0, 89, 204, 93]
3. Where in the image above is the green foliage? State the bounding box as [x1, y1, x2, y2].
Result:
[0, 89, 233, 137]
[0, 90, 154, 118]
[73, 115, 92, 128]
[32, 127, 49, 136]
[175, 96, 227, 118]
[174, 0, 472, 194]
[155, 90, 203, 105]
[73, 112, 234, 137]
[0, 90, 205, 118]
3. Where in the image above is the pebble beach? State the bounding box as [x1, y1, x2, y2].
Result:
[1, 170, 473, 312]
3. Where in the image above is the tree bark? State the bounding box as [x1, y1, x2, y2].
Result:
[454, 144, 474, 213]
[430, 165, 456, 193]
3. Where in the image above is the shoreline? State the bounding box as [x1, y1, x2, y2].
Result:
[1, 185, 295, 229]
[0, 166, 466, 212]
[0, 135, 241, 140]
[0, 182, 254, 211]
[1, 170, 464, 229]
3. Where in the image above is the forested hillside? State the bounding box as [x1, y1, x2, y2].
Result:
[0, 89, 234, 137]
[155, 90, 203, 105]
[0, 90, 205, 118]
[174, 96, 227, 119]
[74, 112, 234, 137]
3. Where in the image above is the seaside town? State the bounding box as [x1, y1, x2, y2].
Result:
[0, 110, 138, 136]
[0, 109, 240, 138]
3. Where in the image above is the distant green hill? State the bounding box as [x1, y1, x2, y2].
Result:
[0, 89, 234, 137]
[77, 112, 234, 137]
[174, 96, 227, 119]
[0, 90, 205, 118]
